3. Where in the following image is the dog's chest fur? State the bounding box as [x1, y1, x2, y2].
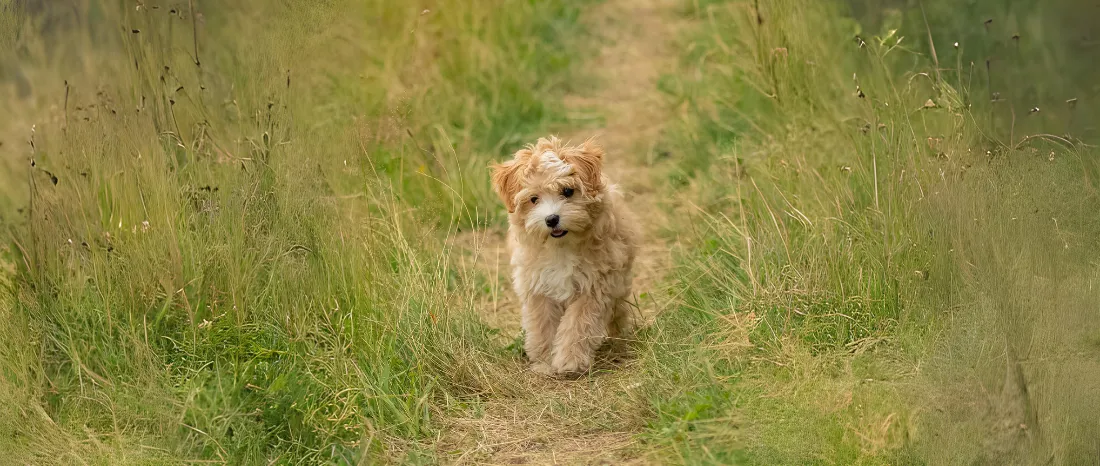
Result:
[513, 246, 579, 303]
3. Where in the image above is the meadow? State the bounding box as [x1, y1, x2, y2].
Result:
[1, 0, 1098, 464]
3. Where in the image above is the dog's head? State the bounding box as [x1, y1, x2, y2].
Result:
[491, 136, 606, 241]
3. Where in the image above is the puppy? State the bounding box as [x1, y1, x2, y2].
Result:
[490, 136, 638, 376]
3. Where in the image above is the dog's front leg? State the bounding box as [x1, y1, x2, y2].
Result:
[522, 294, 563, 373]
[551, 292, 613, 375]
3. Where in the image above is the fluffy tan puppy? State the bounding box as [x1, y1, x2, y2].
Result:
[490, 136, 639, 376]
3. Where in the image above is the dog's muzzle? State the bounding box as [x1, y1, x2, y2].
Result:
[546, 214, 568, 237]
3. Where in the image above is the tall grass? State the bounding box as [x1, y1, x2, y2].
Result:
[0, 0, 588, 463]
[643, 0, 1100, 462]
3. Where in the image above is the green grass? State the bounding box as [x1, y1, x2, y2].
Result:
[2, 0, 1099, 464]
[641, 0, 1100, 463]
[1, 0, 590, 463]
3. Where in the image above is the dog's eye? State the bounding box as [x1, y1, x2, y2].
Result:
[562, 187, 574, 198]
[530, 196, 539, 204]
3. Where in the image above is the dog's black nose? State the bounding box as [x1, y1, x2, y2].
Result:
[545, 214, 560, 228]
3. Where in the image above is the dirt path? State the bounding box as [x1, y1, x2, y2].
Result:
[444, 0, 686, 463]
[561, 0, 681, 307]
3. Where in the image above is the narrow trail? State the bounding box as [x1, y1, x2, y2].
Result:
[561, 0, 682, 310]
[445, 0, 687, 464]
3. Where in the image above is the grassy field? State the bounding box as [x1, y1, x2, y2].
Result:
[645, 0, 1100, 463]
[2, 0, 1098, 464]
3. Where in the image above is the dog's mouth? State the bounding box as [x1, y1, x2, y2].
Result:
[550, 228, 568, 238]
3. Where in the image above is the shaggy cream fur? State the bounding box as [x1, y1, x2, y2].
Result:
[490, 136, 639, 376]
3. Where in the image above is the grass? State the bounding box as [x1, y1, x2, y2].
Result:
[640, 0, 1100, 463]
[1, 0, 590, 463]
[2, 0, 1099, 464]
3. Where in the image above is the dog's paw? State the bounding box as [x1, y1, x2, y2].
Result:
[550, 352, 591, 377]
[530, 361, 555, 377]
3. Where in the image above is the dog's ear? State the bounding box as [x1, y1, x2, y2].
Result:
[564, 138, 604, 193]
[491, 150, 530, 213]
